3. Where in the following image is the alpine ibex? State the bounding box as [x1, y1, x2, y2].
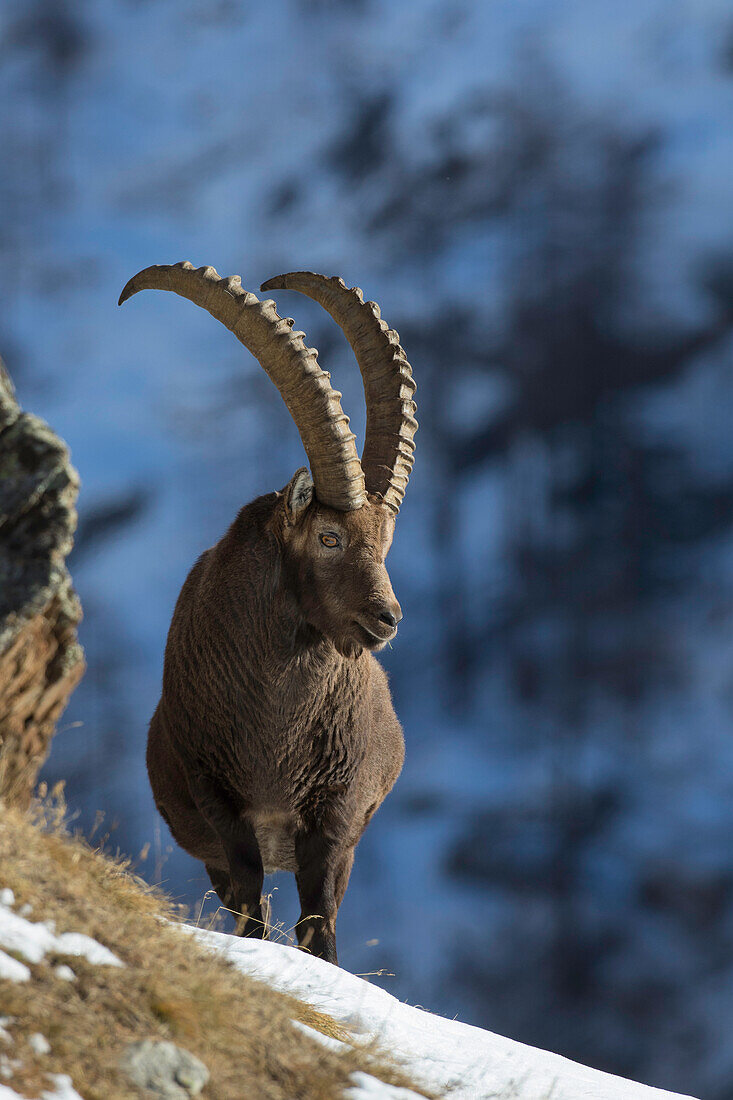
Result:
[119, 262, 417, 964]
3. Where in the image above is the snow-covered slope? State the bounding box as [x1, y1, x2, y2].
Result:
[190, 925, 698, 1100]
[0, 882, 698, 1099]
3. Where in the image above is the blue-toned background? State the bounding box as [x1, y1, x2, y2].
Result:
[3, 2, 733, 1095]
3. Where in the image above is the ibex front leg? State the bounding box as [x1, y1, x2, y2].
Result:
[191, 775, 265, 938]
[294, 832, 354, 965]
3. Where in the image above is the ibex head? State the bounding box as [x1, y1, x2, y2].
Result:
[276, 467, 401, 658]
[119, 263, 416, 658]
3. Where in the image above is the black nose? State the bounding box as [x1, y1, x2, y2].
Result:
[379, 609, 401, 629]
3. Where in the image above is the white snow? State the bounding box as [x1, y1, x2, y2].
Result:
[41, 1077, 84, 1100]
[0, 1076, 83, 1100]
[0, 1058, 21, 1082]
[189, 926, 699, 1100]
[51, 933, 122, 969]
[346, 1072, 424, 1099]
[0, 953, 29, 985]
[52, 966, 76, 983]
[0, 896, 123, 975]
[27, 1037, 50, 1058]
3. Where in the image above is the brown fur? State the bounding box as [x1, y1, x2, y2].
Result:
[147, 468, 405, 964]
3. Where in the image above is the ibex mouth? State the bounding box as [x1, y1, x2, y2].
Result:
[353, 617, 397, 649]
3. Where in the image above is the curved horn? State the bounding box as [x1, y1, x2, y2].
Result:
[260, 273, 417, 514]
[119, 262, 366, 511]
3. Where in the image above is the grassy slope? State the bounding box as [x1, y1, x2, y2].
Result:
[0, 793, 432, 1100]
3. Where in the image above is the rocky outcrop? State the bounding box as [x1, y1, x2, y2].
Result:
[0, 358, 84, 807]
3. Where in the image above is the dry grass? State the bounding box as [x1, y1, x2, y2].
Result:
[0, 788, 434, 1099]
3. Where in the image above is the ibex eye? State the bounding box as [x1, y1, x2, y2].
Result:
[320, 533, 340, 548]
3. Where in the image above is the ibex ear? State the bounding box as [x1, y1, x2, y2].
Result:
[381, 506, 396, 554]
[284, 467, 314, 525]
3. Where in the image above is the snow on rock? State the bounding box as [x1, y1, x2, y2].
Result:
[0, 896, 123, 974]
[189, 927, 699, 1100]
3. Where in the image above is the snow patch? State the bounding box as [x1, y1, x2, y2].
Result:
[52, 966, 76, 983]
[0, 896, 123, 975]
[0, 953, 30, 985]
[346, 1071, 425, 1099]
[0, 1076, 85, 1100]
[28, 1036, 50, 1057]
[52, 933, 123, 969]
[0, 1056, 22, 1081]
[41, 1076, 85, 1100]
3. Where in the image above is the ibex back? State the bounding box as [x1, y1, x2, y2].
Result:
[119, 263, 417, 964]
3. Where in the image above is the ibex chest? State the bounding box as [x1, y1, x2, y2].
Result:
[224, 657, 371, 799]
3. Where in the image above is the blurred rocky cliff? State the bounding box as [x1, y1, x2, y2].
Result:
[0, 358, 83, 806]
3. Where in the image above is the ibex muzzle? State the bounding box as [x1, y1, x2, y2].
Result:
[119, 263, 416, 964]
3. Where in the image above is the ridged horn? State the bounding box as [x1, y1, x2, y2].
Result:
[260, 272, 417, 514]
[119, 262, 366, 511]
